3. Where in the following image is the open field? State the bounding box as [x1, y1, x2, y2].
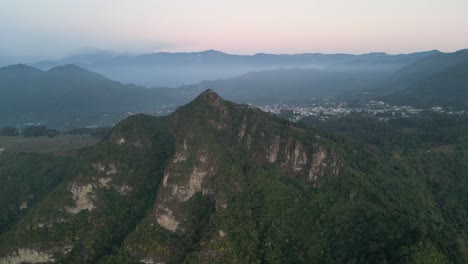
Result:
[0, 135, 100, 154]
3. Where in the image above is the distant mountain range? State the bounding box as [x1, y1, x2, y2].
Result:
[1, 49, 467, 128]
[32, 49, 440, 87]
[0, 63, 399, 128]
[0, 64, 173, 128]
[384, 59, 468, 108]
[177, 68, 388, 104]
[382, 49, 468, 93]
[380, 50, 468, 107]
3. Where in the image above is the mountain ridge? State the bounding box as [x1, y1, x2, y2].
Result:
[0, 64, 174, 128]
[32, 49, 440, 87]
[384, 59, 468, 107]
[0, 90, 343, 263]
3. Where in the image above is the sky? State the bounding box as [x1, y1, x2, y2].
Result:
[1, 0, 468, 62]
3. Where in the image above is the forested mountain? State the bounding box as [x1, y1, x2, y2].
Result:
[384, 60, 468, 108]
[0, 90, 465, 263]
[0, 153, 73, 235]
[391, 50, 468, 86]
[374, 49, 468, 95]
[0, 64, 172, 128]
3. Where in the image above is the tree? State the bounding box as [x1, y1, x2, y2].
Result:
[0, 127, 19, 136]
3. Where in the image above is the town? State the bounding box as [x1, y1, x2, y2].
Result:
[258, 98, 467, 121]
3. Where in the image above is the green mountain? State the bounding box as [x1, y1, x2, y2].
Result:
[0, 64, 173, 128]
[0, 90, 466, 263]
[384, 60, 468, 108]
[0, 153, 73, 235]
[379, 49, 468, 94]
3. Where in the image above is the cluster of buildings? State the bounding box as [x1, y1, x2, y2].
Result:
[258, 99, 466, 121]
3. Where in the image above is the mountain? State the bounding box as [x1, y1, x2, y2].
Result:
[33, 50, 438, 87]
[324, 50, 440, 73]
[377, 49, 468, 94]
[0, 60, 430, 129]
[0, 48, 463, 130]
[177, 68, 388, 104]
[0, 64, 174, 128]
[0, 64, 385, 128]
[0, 90, 465, 263]
[343, 49, 468, 105]
[0, 153, 73, 235]
[384, 60, 468, 108]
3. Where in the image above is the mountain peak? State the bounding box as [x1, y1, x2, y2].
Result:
[47, 64, 88, 73]
[195, 89, 224, 106]
[176, 89, 226, 117]
[200, 49, 225, 55]
[199, 88, 219, 97]
[46, 64, 110, 81]
[0, 64, 42, 74]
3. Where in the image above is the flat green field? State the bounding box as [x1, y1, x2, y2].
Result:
[0, 135, 100, 154]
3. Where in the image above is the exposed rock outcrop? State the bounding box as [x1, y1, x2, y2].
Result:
[66, 181, 94, 214]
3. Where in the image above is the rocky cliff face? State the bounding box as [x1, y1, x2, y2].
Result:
[0, 90, 342, 264]
[125, 90, 341, 263]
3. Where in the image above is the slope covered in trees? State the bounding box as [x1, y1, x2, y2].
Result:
[384, 61, 468, 108]
[0, 64, 172, 128]
[0, 91, 466, 263]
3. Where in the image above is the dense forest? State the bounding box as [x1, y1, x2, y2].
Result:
[301, 112, 468, 263]
[0, 91, 466, 263]
[0, 153, 73, 234]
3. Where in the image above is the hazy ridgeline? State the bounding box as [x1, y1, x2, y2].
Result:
[32, 49, 438, 87]
[4, 49, 468, 129]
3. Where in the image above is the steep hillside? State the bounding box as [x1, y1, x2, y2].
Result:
[0, 90, 465, 263]
[384, 60, 468, 108]
[0, 90, 341, 263]
[0, 64, 173, 128]
[0, 153, 73, 235]
[379, 49, 468, 94]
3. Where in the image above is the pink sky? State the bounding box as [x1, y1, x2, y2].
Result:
[1, 0, 468, 59]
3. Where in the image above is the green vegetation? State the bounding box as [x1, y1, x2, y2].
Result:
[369, 49, 468, 107]
[301, 112, 468, 263]
[0, 153, 72, 234]
[0, 127, 19, 136]
[0, 64, 174, 128]
[0, 91, 466, 263]
[301, 112, 468, 151]
[22, 125, 60, 137]
[0, 135, 99, 154]
[385, 60, 468, 108]
[0, 115, 174, 263]
[389, 49, 468, 90]
[66, 126, 112, 139]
